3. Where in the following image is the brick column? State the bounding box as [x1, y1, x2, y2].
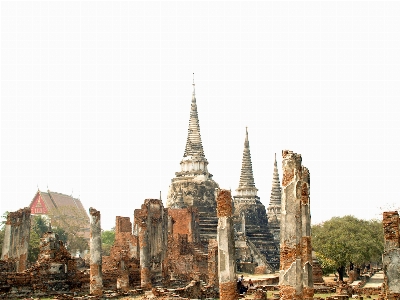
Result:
[382, 211, 400, 299]
[89, 207, 103, 296]
[279, 150, 313, 300]
[135, 209, 151, 289]
[217, 189, 237, 300]
[1, 207, 31, 272]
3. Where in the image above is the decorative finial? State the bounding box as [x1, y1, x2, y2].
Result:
[275, 153, 276, 161]
[159, 191, 162, 201]
[245, 127, 249, 142]
[192, 73, 195, 99]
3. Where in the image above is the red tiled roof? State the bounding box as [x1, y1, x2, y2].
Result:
[29, 189, 90, 238]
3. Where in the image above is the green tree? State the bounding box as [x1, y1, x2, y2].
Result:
[101, 228, 115, 256]
[29, 215, 50, 262]
[28, 215, 69, 262]
[314, 252, 336, 275]
[312, 215, 384, 281]
[0, 211, 8, 258]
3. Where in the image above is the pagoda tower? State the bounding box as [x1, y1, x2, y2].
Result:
[233, 128, 267, 224]
[166, 78, 219, 242]
[267, 154, 282, 243]
[233, 128, 278, 269]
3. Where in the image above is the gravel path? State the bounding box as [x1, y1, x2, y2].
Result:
[363, 271, 384, 288]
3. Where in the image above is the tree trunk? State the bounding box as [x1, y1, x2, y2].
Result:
[337, 266, 345, 282]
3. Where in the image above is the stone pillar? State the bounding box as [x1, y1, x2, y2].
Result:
[1, 207, 31, 272]
[207, 239, 218, 287]
[279, 150, 314, 300]
[89, 207, 103, 296]
[135, 199, 168, 290]
[382, 211, 400, 299]
[300, 167, 314, 299]
[137, 209, 151, 289]
[217, 189, 237, 300]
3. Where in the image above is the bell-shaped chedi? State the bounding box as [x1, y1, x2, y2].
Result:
[267, 154, 282, 243]
[233, 128, 267, 226]
[166, 77, 219, 241]
[232, 128, 277, 270]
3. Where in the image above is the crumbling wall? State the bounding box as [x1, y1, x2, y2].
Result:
[312, 253, 325, 284]
[89, 207, 103, 296]
[0, 231, 86, 297]
[207, 239, 218, 287]
[1, 207, 31, 272]
[134, 199, 168, 289]
[168, 206, 200, 244]
[102, 216, 140, 290]
[382, 211, 400, 299]
[279, 150, 314, 300]
[165, 206, 208, 285]
[217, 189, 237, 300]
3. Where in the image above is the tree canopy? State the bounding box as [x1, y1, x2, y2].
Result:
[101, 228, 115, 256]
[46, 206, 89, 254]
[0, 211, 8, 258]
[312, 215, 384, 280]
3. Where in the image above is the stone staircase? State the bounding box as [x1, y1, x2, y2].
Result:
[246, 239, 274, 272]
[193, 244, 208, 258]
[198, 214, 218, 242]
[245, 224, 280, 270]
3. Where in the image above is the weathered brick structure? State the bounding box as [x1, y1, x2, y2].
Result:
[207, 239, 218, 287]
[382, 211, 400, 299]
[102, 216, 140, 290]
[217, 189, 238, 300]
[166, 206, 209, 284]
[232, 129, 278, 271]
[0, 231, 86, 297]
[89, 207, 103, 296]
[312, 252, 325, 284]
[134, 199, 168, 289]
[166, 80, 220, 243]
[279, 150, 314, 300]
[1, 207, 31, 272]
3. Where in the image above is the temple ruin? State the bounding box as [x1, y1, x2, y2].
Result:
[166, 80, 219, 243]
[0, 230, 83, 297]
[0, 81, 291, 298]
[232, 128, 279, 272]
[102, 216, 140, 289]
[134, 199, 168, 288]
[279, 150, 313, 300]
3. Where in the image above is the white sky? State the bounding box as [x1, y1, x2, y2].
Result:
[1, 1, 400, 230]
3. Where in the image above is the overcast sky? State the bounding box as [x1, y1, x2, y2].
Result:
[1, 1, 400, 230]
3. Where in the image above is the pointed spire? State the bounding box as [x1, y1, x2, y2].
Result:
[269, 153, 282, 205]
[238, 127, 256, 189]
[192, 72, 195, 101]
[184, 75, 205, 158]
